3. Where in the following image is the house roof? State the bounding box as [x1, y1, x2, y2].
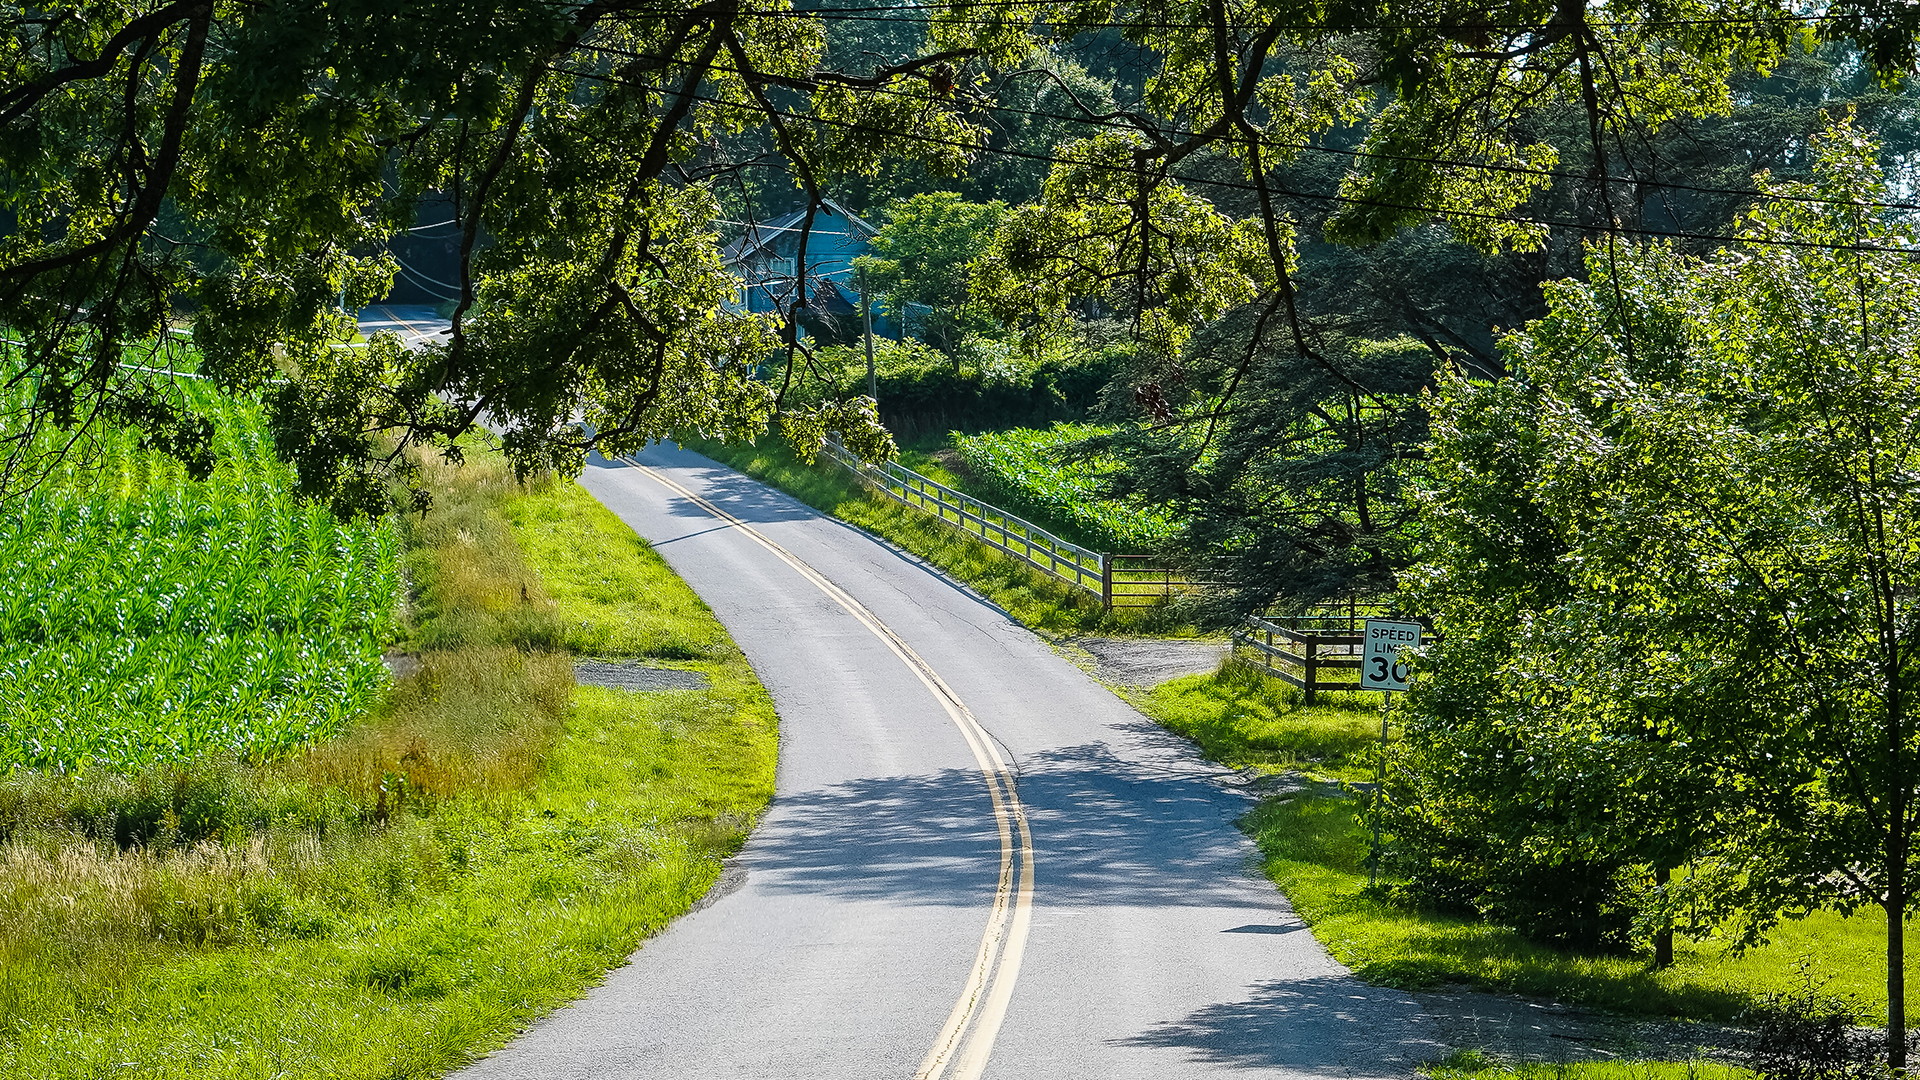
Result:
[723, 198, 878, 265]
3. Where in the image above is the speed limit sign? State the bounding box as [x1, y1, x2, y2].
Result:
[1362, 620, 1421, 692]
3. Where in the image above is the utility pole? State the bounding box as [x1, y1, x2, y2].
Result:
[860, 265, 877, 402]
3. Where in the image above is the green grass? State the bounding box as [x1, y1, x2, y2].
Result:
[504, 482, 733, 661]
[1135, 660, 1386, 781]
[1426, 1051, 1752, 1080]
[1135, 659, 1905, 1034]
[0, 459, 778, 1078]
[691, 433, 1197, 636]
[1241, 787, 1909, 1025]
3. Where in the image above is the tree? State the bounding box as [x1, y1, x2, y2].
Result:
[2, 0, 984, 506]
[854, 192, 1006, 355]
[982, 18, 1920, 614]
[1399, 116, 1920, 1066]
[957, 0, 1829, 611]
[1081, 320, 1431, 613]
[9, 0, 1920, 513]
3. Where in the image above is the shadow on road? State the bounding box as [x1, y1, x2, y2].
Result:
[1114, 974, 1440, 1074]
[748, 739, 1272, 911]
[595, 453, 820, 525]
[599, 448, 1025, 619]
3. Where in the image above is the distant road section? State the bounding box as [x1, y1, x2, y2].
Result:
[456, 442, 1438, 1080]
[355, 305, 449, 348]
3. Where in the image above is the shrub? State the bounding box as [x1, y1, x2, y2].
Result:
[1749, 972, 1890, 1080]
[780, 331, 1127, 440]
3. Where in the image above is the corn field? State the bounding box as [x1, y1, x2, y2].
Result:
[0, 372, 401, 771]
[950, 423, 1179, 553]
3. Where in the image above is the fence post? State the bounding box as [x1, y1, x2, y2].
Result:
[1100, 553, 1113, 611]
[1304, 635, 1319, 706]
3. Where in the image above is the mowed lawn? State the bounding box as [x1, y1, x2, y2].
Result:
[0, 458, 777, 1079]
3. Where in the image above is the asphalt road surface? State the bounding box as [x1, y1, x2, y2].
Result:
[355, 304, 449, 347]
[456, 442, 1438, 1080]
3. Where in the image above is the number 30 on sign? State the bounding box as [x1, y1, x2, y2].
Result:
[1362, 620, 1421, 692]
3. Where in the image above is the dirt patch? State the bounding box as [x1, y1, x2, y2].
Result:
[1409, 986, 1749, 1066]
[1065, 635, 1229, 688]
[573, 660, 710, 692]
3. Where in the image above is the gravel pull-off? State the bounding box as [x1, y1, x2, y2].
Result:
[573, 660, 710, 692]
[1066, 635, 1230, 687]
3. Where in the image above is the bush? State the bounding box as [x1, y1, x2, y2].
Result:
[779, 330, 1127, 440]
[1381, 814, 1645, 950]
[1749, 973, 1891, 1080]
[1379, 724, 1650, 952]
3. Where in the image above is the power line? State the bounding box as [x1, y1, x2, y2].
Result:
[392, 258, 462, 300]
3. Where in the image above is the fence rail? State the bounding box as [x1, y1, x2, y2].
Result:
[822, 439, 1194, 609]
[1231, 612, 1365, 703]
[1229, 606, 1413, 703]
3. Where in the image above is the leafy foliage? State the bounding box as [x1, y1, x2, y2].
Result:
[1395, 115, 1920, 1061]
[1082, 327, 1431, 617]
[1750, 974, 1889, 1080]
[16, 0, 1905, 506]
[855, 192, 1006, 353]
[783, 333, 1127, 440]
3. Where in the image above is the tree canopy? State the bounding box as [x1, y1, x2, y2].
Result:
[855, 192, 1006, 355]
[11, 0, 1920, 509]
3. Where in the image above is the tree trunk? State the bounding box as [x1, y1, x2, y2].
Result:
[1890, 895, 1906, 1071]
[1890, 651, 1908, 1072]
[1654, 866, 1673, 967]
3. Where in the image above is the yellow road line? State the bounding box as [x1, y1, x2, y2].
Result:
[629, 459, 1035, 1080]
[375, 305, 436, 347]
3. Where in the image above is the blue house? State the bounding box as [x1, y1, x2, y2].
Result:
[724, 199, 901, 342]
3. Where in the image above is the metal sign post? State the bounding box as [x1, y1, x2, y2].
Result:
[1362, 619, 1421, 886]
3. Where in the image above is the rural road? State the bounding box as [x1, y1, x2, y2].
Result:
[355, 304, 449, 347]
[456, 442, 1439, 1079]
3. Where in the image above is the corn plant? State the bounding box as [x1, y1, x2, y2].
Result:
[951, 423, 1179, 553]
[0, 362, 402, 772]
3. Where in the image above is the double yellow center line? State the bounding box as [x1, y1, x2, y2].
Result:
[631, 461, 1036, 1080]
